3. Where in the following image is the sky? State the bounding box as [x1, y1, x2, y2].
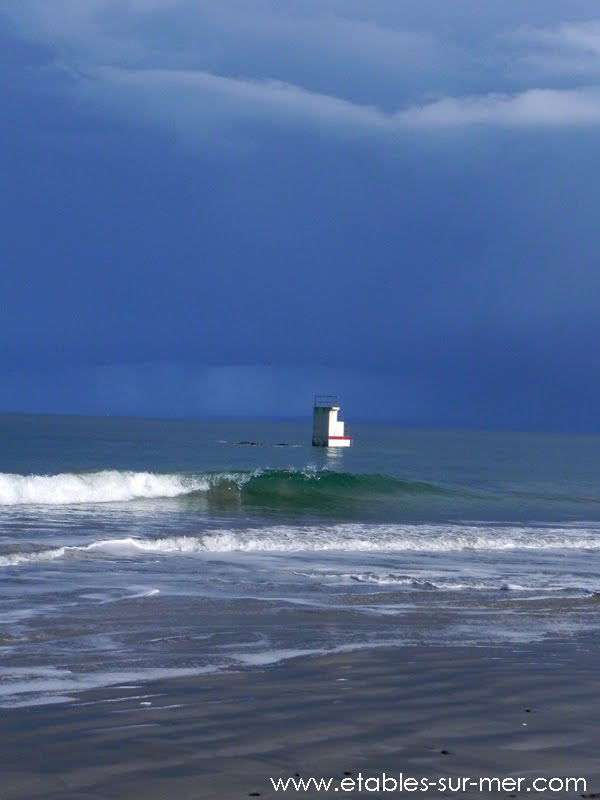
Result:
[2, 1, 600, 428]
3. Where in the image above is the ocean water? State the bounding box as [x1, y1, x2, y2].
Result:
[2, 413, 600, 707]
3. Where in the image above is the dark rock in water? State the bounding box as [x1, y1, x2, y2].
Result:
[275, 443, 290, 447]
[440, 750, 450, 755]
[525, 708, 531, 712]
[344, 771, 353, 776]
[237, 441, 260, 446]
[248, 793, 261, 797]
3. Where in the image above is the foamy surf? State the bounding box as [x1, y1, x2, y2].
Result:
[0, 467, 459, 509]
[0, 470, 209, 506]
[310, 572, 580, 592]
[196, 523, 600, 554]
[2, 522, 600, 567]
[6, 417, 600, 716]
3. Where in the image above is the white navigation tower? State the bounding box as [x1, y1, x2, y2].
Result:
[312, 395, 352, 447]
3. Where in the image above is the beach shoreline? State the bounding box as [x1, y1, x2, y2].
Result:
[2, 636, 599, 800]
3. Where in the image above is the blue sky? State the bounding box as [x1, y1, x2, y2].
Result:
[2, 1, 600, 428]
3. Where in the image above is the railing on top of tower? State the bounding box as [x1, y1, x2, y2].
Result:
[313, 395, 341, 408]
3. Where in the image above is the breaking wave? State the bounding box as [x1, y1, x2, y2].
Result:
[2, 523, 600, 566]
[0, 470, 208, 506]
[0, 468, 455, 508]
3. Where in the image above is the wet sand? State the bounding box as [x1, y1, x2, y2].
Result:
[2, 637, 599, 799]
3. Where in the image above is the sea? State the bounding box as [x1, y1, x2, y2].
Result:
[2, 413, 600, 708]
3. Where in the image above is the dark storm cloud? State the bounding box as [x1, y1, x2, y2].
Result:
[6, 0, 600, 137]
[2, 1, 600, 427]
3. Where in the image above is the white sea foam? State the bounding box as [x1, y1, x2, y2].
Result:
[197, 524, 600, 553]
[2, 523, 599, 567]
[0, 470, 209, 506]
[338, 574, 572, 591]
[0, 547, 67, 566]
[295, 570, 588, 593]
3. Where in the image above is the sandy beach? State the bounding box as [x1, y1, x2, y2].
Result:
[2, 636, 599, 800]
